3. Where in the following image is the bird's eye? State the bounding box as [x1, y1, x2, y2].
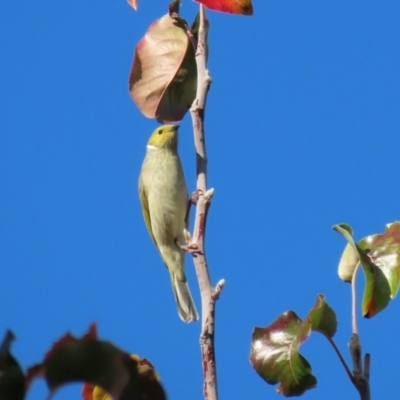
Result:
[158, 129, 163, 135]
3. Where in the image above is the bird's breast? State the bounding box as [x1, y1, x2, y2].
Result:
[141, 151, 188, 244]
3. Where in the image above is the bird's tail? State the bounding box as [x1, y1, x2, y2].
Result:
[171, 273, 199, 323]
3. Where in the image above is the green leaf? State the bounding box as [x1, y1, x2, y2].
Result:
[250, 295, 337, 396]
[308, 294, 337, 337]
[335, 223, 353, 236]
[332, 224, 356, 250]
[0, 331, 25, 400]
[333, 223, 392, 318]
[359, 221, 400, 306]
[250, 311, 317, 396]
[334, 223, 359, 282]
[337, 243, 360, 282]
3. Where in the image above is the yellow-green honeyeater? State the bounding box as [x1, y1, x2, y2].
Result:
[138, 125, 199, 323]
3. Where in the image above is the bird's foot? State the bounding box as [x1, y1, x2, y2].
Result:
[190, 189, 203, 205]
[176, 233, 202, 255]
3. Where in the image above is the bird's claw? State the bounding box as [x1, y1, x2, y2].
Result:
[183, 243, 202, 255]
[183, 228, 192, 243]
[190, 189, 203, 205]
[190, 188, 214, 205]
[175, 236, 202, 255]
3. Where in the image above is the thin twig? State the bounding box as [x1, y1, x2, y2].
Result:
[189, 5, 222, 400]
[324, 335, 354, 383]
[364, 354, 370, 383]
[0, 330, 15, 356]
[184, 23, 197, 51]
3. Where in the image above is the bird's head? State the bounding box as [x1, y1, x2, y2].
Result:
[147, 125, 179, 151]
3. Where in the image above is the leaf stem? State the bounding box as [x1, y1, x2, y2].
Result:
[324, 335, 354, 383]
[351, 264, 360, 335]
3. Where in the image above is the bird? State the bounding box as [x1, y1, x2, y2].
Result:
[138, 124, 199, 323]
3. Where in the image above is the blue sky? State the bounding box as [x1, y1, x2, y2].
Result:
[1, 1, 400, 399]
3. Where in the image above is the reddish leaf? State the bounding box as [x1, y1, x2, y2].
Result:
[358, 221, 400, 316]
[27, 324, 166, 400]
[196, 0, 253, 15]
[250, 311, 316, 396]
[129, 12, 197, 123]
[82, 355, 161, 400]
[82, 382, 96, 400]
[0, 331, 25, 400]
[127, 0, 138, 11]
[333, 223, 392, 318]
[250, 295, 336, 396]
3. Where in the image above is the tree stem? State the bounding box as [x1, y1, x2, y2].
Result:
[189, 5, 223, 400]
[349, 335, 371, 400]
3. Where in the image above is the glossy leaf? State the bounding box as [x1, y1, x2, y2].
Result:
[196, 0, 253, 15]
[0, 331, 25, 400]
[333, 223, 392, 318]
[27, 324, 166, 400]
[250, 310, 317, 396]
[250, 295, 336, 396]
[129, 12, 198, 123]
[359, 222, 400, 304]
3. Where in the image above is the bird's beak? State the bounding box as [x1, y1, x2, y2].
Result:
[174, 124, 180, 130]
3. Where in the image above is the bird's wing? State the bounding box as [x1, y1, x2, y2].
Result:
[139, 181, 157, 245]
[184, 195, 190, 230]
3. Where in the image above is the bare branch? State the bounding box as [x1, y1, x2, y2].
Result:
[349, 335, 371, 400]
[325, 335, 354, 383]
[189, 5, 223, 400]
